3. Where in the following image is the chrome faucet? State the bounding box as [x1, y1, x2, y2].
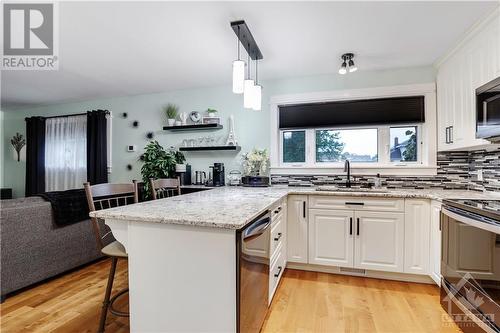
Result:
[344, 160, 351, 188]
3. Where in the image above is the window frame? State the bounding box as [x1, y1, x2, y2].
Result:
[387, 125, 422, 165]
[280, 129, 308, 167]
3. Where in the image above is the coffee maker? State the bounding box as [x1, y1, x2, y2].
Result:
[210, 163, 225, 187]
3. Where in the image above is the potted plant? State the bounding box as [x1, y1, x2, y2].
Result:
[164, 104, 179, 126]
[139, 141, 185, 199]
[207, 108, 218, 118]
[241, 148, 270, 187]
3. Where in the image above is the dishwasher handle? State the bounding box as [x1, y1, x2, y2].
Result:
[243, 216, 271, 242]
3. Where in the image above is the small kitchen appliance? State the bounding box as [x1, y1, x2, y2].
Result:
[175, 164, 191, 186]
[210, 163, 225, 187]
[194, 171, 206, 185]
[476, 76, 500, 141]
[241, 176, 270, 187]
[440, 199, 500, 333]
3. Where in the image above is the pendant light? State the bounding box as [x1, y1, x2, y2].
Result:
[339, 53, 357, 75]
[243, 46, 255, 109]
[232, 27, 245, 94]
[252, 58, 262, 111]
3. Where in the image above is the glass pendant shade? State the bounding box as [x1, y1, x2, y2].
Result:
[348, 59, 357, 72]
[252, 84, 262, 111]
[243, 79, 255, 109]
[338, 62, 347, 75]
[232, 60, 245, 94]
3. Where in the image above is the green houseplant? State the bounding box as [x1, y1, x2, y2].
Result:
[207, 108, 218, 117]
[140, 141, 185, 198]
[164, 104, 179, 126]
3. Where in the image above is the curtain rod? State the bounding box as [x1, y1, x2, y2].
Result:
[25, 110, 110, 121]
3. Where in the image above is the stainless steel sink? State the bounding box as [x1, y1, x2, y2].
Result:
[315, 186, 388, 193]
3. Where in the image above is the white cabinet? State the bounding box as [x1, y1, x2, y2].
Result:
[404, 199, 431, 275]
[308, 209, 354, 267]
[287, 195, 308, 263]
[354, 211, 405, 273]
[437, 11, 499, 151]
[430, 200, 442, 285]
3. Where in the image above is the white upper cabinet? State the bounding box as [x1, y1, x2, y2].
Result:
[436, 10, 500, 151]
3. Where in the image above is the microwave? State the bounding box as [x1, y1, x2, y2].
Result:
[476, 76, 500, 142]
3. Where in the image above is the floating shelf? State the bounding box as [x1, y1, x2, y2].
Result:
[179, 146, 241, 152]
[163, 123, 223, 132]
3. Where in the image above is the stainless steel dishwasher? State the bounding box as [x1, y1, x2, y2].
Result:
[236, 210, 271, 333]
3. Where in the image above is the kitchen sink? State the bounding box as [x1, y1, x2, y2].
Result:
[315, 186, 389, 193]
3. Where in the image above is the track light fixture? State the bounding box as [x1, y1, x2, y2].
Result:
[339, 53, 357, 75]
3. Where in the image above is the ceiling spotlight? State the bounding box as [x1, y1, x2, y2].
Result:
[339, 53, 357, 74]
[338, 61, 347, 75]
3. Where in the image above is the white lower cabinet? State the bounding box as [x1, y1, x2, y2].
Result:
[404, 199, 431, 275]
[430, 200, 442, 285]
[308, 208, 404, 273]
[308, 209, 354, 267]
[354, 211, 405, 272]
[287, 195, 308, 264]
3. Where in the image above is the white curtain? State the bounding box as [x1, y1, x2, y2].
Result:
[45, 115, 87, 191]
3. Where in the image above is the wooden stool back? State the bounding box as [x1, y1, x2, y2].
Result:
[84, 181, 138, 250]
[149, 178, 181, 200]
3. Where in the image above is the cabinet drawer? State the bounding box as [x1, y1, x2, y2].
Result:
[270, 214, 284, 259]
[271, 201, 284, 222]
[309, 195, 404, 212]
[269, 243, 285, 303]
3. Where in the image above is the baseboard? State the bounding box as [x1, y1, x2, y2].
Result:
[286, 262, 436, 285]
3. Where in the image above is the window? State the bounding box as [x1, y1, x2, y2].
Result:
[282, 130, 305, 163]
[316, 128, 378, 163]
[390, 126, 418, 162]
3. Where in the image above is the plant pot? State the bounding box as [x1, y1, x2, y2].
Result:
[167, 119, 176, 126]
[175, 120, 182, 126]
[208, 112, 216, 118]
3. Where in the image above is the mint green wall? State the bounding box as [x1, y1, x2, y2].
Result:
[1, 66, 435, 198]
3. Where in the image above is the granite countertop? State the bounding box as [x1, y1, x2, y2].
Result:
[90, 186, 500, 230]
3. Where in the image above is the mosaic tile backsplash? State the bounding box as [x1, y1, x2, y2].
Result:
[271, 148, 500, 192]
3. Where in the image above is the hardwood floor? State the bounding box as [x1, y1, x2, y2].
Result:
[1, 260, 460, 333]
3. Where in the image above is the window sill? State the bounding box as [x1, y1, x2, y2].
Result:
[271, 165, 438, 176]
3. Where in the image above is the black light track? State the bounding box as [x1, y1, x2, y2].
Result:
[230, 20, 263, 60]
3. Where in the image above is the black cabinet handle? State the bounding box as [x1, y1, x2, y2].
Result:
[445, 127, 449, 144]
[274, 206, 282, 214]
[346, 202, 364, 206]
[274, 232, 282, 241]
[303, 201, 306, 218]
[356, 218, 360, 236]
[439, 213, 442, 231]
[274, 266, 282, 277]
[349, 217, 353, 235]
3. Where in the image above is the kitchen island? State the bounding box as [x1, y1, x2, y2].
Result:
[90, 186, 497, 332]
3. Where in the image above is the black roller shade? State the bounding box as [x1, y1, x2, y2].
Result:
[279, 96, 425, 129]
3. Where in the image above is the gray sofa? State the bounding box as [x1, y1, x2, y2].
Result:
[0, 196, 105, 299]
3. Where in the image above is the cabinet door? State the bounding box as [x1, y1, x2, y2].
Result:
[308, 209, 354, 268]
[404, 199, 431, 275]
[287, 195, 308, 263]
[354, 211, 404, 272]
[430, 201, 442, 285]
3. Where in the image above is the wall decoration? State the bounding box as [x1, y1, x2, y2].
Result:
[225, 115, 238, 146]
[139, 154, 145, 161]
[146, 132, 155, 140]
[190, 111, 201, 123]
[207, 108, 218, 117]
[122, 112, 128, 118]
[10, 133, 26, 162]
[202, 117, 221, 125]
[132, 120, 139, 128]
[179, 112, 188, 125]
[127, 164, 133, 171]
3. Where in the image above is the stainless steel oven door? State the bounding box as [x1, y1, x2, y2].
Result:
[441, 207, 500, 331]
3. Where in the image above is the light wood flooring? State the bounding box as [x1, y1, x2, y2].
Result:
[1, 259, 460, 333]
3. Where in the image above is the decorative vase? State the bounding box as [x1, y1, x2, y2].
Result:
[167, 119, 175, 126]
[179, 112, 188, 125]
[208, 112, 216, 118]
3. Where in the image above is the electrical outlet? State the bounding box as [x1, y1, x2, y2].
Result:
[477, 169, 484, 181]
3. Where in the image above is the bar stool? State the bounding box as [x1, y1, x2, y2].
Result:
[149, 177, 181, 199]
[84, 181, 138, 333]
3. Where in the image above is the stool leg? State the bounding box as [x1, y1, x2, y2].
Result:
[98, 257, 118, 333]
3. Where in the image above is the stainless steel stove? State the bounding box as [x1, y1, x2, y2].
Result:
[441, 198, 500, 333]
